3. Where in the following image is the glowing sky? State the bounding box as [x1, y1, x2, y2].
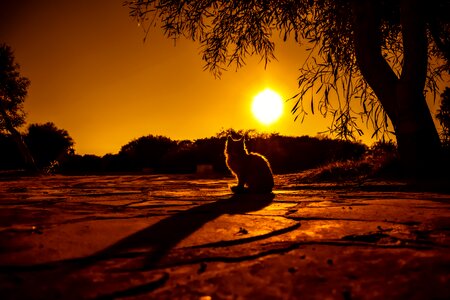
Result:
[1, 0, 380, 155]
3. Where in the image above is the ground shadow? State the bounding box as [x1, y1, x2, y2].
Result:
[0, 193, 274, 273]
[0, 193, 276, 299]
[91, 193, 275, 267]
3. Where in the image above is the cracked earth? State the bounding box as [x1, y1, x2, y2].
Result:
[0, 174, 449, 299]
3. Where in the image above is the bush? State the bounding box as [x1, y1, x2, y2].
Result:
[296, 141, 402, 182]
[25, 122, 74, 169]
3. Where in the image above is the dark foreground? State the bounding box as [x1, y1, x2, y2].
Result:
[0, 174, 449, 299]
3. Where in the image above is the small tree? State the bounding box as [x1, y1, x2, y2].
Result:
[119, 135, 177, 170]
[437, 88, 450, 148]
[0, 43, 36, 170]
[25, 122, 74, 169]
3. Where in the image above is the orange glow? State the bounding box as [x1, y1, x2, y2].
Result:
[0, 0, 381, 155]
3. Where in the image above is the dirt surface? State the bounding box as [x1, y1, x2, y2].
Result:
[0, 174, 449, 299]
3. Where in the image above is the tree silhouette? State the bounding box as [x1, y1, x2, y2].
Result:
[437, 88, 450, 148]
[119, 135, 177, 171]
[0, 43, 36, 171]
[24, 122, 74, 169]
[0, 132, 24, 170]
[126, 0, 450, 176]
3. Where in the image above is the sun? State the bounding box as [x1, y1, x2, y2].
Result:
[252, 88, 284, 125]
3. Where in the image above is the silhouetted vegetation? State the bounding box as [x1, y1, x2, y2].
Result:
[24, 122, 74, 170]
[56, 129, 367, 175]
[0, 122, 74, 172]
[0, 133, 25, 170]
[126, 0, 450, 177]
[1, 122, 404, 180]
[437, 88, 450, 148]
[297, 141, 401, 183]
[436, 88, 450, 173]
[0, 43, 36, 170]
[118, 135, 178, 172]
[58, 154, 104, 174]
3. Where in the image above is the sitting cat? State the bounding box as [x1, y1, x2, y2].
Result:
[225, 135, 274, 193]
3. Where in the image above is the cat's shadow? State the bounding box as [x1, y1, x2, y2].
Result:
[1, 193, 275, 273]
[0, 194, 276, 299]
[92, 192, 275, 268]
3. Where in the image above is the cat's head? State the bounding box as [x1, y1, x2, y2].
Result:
[225, 135, 248, 156]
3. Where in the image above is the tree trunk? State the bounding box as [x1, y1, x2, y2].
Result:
[0, 101, 37, 172]
[351, 0, 442, 177]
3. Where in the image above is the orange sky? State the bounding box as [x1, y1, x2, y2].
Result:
[0, 0, 415, 155]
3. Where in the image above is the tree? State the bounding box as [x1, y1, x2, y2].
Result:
[0, 43, 36, 171]
[119, 135, 177, 170]
[0, 132, 24, 170]
[24, 122, 74, 169]
[436, 88, 450, 147]
[125, 0, 450, 176]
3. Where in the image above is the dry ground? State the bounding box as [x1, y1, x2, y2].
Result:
[0, 174, 449, 299]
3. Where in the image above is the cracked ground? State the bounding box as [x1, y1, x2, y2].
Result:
[0, 174, 449, 299]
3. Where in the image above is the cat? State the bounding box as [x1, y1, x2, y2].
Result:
[225, 135, 274, 193]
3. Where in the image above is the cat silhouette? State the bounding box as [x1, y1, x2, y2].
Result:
[225, 135, 274, 193]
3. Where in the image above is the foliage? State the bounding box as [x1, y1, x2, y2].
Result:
[246, 133, 366, 174]
[24, 122, 74, 169]
[297, 140, 401, 183]
[58, 154, 104, 174]
[436, 88, 450, 147]
[125, 0, 450, 140]
[58, 130, 367, 175]
[0, 44, 30, 133]
[119, 134, 178, 171]
[0, 122, 74, 172]
[0, 44, 37, 171]
[0, 133, 25, 170]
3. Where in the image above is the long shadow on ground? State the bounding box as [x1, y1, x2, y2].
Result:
[0, 193, 275, 272]
[1, 193, 276, 299]
[92, 193, 275, 268]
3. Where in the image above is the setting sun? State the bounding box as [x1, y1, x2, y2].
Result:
[252, 88, 284, 125]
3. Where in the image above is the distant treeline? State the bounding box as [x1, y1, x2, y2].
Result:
[0, 126, 367, 175]
[61, 134, 367, 175]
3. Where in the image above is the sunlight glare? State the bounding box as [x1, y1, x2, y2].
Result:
[252, 88, 284, 125]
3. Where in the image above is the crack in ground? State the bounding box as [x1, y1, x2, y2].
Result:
[94, 272, 169, 300]
[109, 236, 445, 274]
[0, 234, 445, 275]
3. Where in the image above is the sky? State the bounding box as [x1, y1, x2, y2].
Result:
[0, 0, 431, 155]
